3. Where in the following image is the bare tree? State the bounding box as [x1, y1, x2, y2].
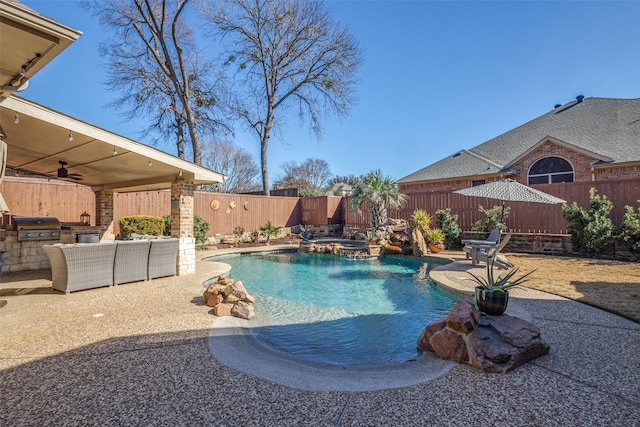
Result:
[201, 139, 261, 193]
[273, 158, 332, 196]
[89, 0, 227, 164]
[327, 174, 363, 187]
[200, 0, 362, 195]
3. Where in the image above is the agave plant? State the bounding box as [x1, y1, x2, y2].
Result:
[365, 230, 378, 242]
[467, 256, 536, 292]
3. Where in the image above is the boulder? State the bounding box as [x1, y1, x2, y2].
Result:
[207, 277, 255, 320]
[417, 301, 550, 373]
[467, 316, 550, 373]
[231, 301, 255, 320]
[384, 245, 402, 255]
[411, 228, 429, 257]
[217, 277, 235, 286]
[225, 293, 243, 303]
[213, 303, 234, 317]
[206, 293, 223, 307]
[416, 319, 446, 352]
[429, 328, 469, 363]
[202, 283, 227, 304]
[445, 301, 480, 333]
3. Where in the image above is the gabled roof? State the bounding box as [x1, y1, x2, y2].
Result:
[398, 97, 640, 184]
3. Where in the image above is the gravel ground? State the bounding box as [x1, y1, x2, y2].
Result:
[1, 247, 639, 426]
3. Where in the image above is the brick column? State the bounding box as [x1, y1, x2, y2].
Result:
[94, 189, 114, 241]
[171, 179, 195, 275]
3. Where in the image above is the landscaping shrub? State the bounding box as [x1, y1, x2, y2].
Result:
[260, 221, 282, 243]
[562, 188, 614, 257]
[162, 214, 210, 246]
[119, 215, 165, 238]
[411, 209, 432, 235]
[620, 202, 640, 255]
[472, 205, 509, 236]
[436, 208, 462, 249]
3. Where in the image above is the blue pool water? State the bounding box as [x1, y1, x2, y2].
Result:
[217, 252, 460, 365]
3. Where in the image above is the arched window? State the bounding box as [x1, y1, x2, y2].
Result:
[528, 157, 574, 184]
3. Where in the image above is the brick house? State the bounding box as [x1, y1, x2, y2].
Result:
[398, 96, 640, 193]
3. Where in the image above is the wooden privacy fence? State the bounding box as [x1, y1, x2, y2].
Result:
[115, 192, 303, 236]
[115, 193, 344, 236]
[2, 176, 638, 236]
[0, 177, 95, 223]
[345, 178, 640, 234]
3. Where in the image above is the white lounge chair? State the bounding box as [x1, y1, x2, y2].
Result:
[472, 231, 513, 269]
[462, 227, 501, 260]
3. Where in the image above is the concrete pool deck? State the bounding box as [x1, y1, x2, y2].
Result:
[1, 245, 639, 425]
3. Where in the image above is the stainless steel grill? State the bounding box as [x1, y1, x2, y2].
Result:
[14, 216, 61, 242]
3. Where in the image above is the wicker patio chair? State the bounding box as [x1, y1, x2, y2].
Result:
[113, 239, 152, 285]
[44, 242, 118, 294]
[147, 238, 179, 279]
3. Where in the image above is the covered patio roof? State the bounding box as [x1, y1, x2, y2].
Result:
[1, 96, 226, 192]
[0, 0, 81, 97]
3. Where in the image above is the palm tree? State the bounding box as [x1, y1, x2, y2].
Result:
[349, 169, 407, 230]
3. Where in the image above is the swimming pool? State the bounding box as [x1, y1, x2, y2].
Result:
[217, 252, 460, 365]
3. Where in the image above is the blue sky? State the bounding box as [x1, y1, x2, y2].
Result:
[21, 0, 640, 181]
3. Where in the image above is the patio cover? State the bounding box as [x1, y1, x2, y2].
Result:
[1, 0, 81, 97]
[0, 96, 226, 193]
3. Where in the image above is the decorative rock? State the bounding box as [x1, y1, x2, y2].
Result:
[213, 303, 234, 317]
[411, 228, 428, 257]
[445, 301, 480, 333]
[384, 245, 402, 255]
[416, 319, 446, 352]
[417, 301, 550, 373]
[206, 293, 223, 307]
[207, 277, 256, 320]
[225, 293, 242, 303]
[429, 328, 469, 363]
[217, 277, 235, 287]
[467, 316, 551, 373]
[203, 283, 227, 303]
[231, 301, 255, 320]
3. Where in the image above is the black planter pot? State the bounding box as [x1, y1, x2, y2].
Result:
[475, 287, 509, 315]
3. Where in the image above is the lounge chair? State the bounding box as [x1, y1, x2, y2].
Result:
[473, 231, 513, 270]
[462, 227, 501, 260]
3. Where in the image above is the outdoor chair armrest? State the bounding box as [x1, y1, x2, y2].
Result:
[466, 242, 500, 249]
[462, 239, 497, 245]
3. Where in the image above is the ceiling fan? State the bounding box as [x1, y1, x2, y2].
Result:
[57, 161, 83, 181]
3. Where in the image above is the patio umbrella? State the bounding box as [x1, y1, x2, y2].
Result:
[453, 179, 566, 223]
